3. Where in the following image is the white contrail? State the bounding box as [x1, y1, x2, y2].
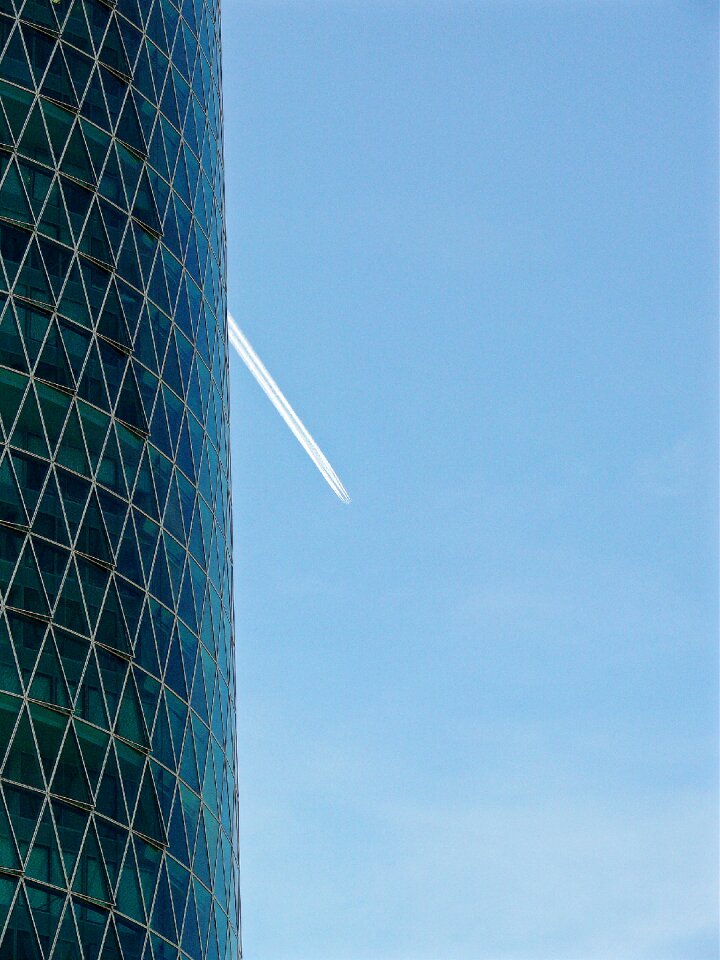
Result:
[227, 313, 351, 504]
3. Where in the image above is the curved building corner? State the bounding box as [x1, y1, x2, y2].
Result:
[0, 0, 240, 957]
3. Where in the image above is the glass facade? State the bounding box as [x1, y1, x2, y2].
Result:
[0, 0, 239, 958]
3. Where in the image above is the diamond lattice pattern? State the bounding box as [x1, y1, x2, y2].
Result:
[0, 0, 239, 957]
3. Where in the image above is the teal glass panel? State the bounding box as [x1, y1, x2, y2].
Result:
[0, 0, 238, 955]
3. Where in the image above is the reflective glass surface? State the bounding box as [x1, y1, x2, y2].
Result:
[0, 0, 239, 957]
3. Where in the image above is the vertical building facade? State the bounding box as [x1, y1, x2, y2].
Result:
[0, 1, 239, 958]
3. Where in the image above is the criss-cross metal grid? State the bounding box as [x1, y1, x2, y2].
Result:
[0, 0, 240, 957]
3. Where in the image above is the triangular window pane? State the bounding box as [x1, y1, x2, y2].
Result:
[51, 725, 92, 805]
[134, 365, 159, 431]
[182, 885, 202, 958]
[167, 796, 189, 866]
[52, 904, 84, 960]
[150, 760, 175, 835]
[60, 121, 95, 193]
[80, 64, 110, 129]
[78, 342, 110, 410]
[18, 102, 54, 167]
[35, 318, 74, 389]
[115, 671, 147, 747]
[115, 515, 143, 586]
[102, 14, 131, 75]
[58, 259, 91, 328]
[26, 802, 65, 887]
[116, 93, 145, 155]
[33, 538, 67, 613]
[18, 158, 53, 222]
[76, 554, 110, 632]
[190, 652, 208, 724]
[147, 248, 170, 314]
[29, 634, 71, 709]
[167, 857, 190, 933]
[115, 360, 146, 432]
[72, 896, 108, 959]
[96, 578, 131, 655]
[151, 696, 174, 769]
[98, 142, 125, 209]
[165, 689, 187, 764]
[133, 167, 161, 233]
[116, 579, 145, 657]
[132, 512, 160, 582]
[161, 331, 183, 400]
[192, 813, 211, 886]
[132, 447, 158, 519]
[134, 91, 156, 149]
[42, 47, 78, 109]
[149, 541, 173, 608]
[163, 474, 185, 544]
[54, 558, 89, 635]
[72, 822, 112, 904]
[97, 427, 127, 498]
[117, 282, 143, 338]
[28, 701, 67, 787]
[191, 713, 209, 784]
[20, 21, 54, 86]
[62, 177, 94, 242]
[55, 403, 90, 475]
[98, 278, 130, 347]
[75, 651, 109, 728]
[75, 720, 109, 798]
[55, 465, 89, 532]
[0, 161, 33, 226]
[0, 100, 11, 149]
[58, 318, 90, 383]
[40, 98, 73, 164]
[115, 845, 144, 921]
[3, 707, 44, 789]
[76, 491, 112, 564]
[3, 782, 42, 862]
[0, 27, 33, 90]
[53, 626, 88, 702]
[11, 383, 49, 458]
[0, 304, 28, 374]
[0, 885, 42, 960]
[26, 883, 65, 958]
[96, 818, 126, 894]
[164, 626, 187, 700]
[78, 401, 110, 474]
[115, 741, 143, 818]
[35, 381, 71, 457]
[7, 540, 49, 617]
[6, 610, 45, 691]
[0, 454, 26, 527]
[51, 796, 88, 879]
[150, 860, 176, 943]
[133, 764, 165, 846]
[149, 392, 172, 459]
[98, 921, 122, 960]
[78, 198, 113, 266]
[115, 228, 143, 291]
[179, 719, 199, 792]
[0, 791, 21, 872]
[95, 744, 127, 825]
[0, 616, 21, 696]
[97, 337, 127, 402]
[133, 608, 159, 680]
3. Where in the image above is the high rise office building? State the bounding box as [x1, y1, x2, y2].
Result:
[0, 1, 239, 958]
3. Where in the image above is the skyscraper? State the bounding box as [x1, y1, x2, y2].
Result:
[0, 1, 239, 958]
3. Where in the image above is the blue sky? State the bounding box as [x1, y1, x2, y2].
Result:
[220, 3, 717, 958]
